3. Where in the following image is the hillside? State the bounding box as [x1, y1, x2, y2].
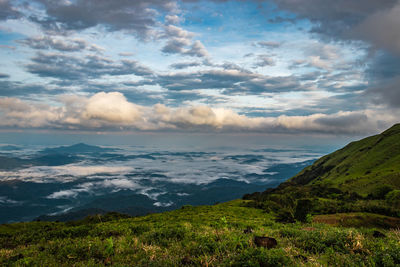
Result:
[244, 124, 400, 224]
[283, 124, 400, 195]
[1, 200, 400, 266]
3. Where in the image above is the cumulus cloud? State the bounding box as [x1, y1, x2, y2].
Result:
[161, 25, 209, 58]
[0, 91, 396, 134]
[165, 14, 181, 25]
[83, 92, 141, 123]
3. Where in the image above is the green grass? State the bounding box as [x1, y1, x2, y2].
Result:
[288, 124, 400, 195]
[1, 200, 400, 266]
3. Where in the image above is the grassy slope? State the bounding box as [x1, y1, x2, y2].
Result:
[1, 200, 400, 266]
[287, 124, 400, 195]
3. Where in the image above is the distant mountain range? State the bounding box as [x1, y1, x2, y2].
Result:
[39, 143, 118, 155]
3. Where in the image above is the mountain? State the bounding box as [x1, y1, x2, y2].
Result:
[281, 124, 400, 196]
[0, 145, 22, 151]
[0, 156, 29, 170]
[39, 143, 117, 155]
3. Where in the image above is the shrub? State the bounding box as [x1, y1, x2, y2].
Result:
[386, 190, 400, 209]
[369, 185, 394, 199]
[294, 198, 313, 222]
[231, 248, 292, 267]
[275, 208, 295, 223]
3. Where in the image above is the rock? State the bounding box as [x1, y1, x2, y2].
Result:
[244, 226, 253, 234]
[373, 230, 386, 238]
[254, 236, 277, 248]
[181, 256, 193, 265]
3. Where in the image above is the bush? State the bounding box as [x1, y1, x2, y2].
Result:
[386, 190, 400, 208]
[231, 248, 292, 267]
[294, 198, 314, 222]
[275, 208, 295, 223]
[369, 185, 394, 199]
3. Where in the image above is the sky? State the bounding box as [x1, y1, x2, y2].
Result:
[0, 0, 400, 137]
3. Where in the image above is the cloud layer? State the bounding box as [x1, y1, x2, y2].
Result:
[0, 0, 398, 135]
[0, 91, 396, 134]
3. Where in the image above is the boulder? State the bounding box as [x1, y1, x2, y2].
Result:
[254, 236, 277, 248]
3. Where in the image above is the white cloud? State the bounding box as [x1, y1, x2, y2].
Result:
[83, 92, 141, 123]
[0, 164, 135, 182]
[46, 178, 141, 199]
[0, 91, 397, 134]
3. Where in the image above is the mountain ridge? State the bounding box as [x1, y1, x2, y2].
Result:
[280, 123, 400, 195]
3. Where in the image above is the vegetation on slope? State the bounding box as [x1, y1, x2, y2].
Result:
[286, 124, 400, 195]
[1, 200, 400, 266]
[244, 124, 400, 223]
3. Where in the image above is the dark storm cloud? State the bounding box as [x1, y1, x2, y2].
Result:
[19, 36, 102, 52]
[365, 52, 400, 81]
[363, 51, 400, 108]
[368, 76, 400, 108]
[30, 0, 176, 37]
[0, 0, 21, 20]
[0, 73, 10, 79]
[26, 52, 154, 80]
[273, 0, 398, 40]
